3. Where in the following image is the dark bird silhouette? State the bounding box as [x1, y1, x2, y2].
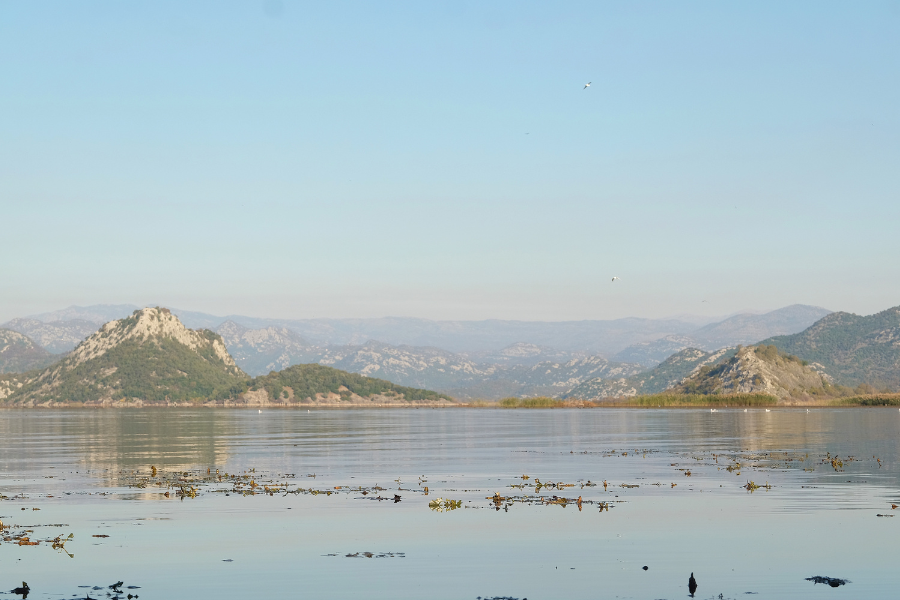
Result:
[12, 582, 30, 598]
[688, 572, 698, 597]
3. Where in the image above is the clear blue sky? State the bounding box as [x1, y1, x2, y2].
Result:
[2, 1, 898, 322]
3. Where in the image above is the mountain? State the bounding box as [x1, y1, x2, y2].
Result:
[2, 318, 100, 354]
[0, 329, 59, 374]
[3, 307, 247, 405]
[215, 321, 319, 375]
[764, 306, 900, 389]
[671, 344, 833, 398]
[565, 347, 735, 399]
[611, 305, 832, 366]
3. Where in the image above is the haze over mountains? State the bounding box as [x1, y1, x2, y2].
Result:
[13, 303, 829, 355]
[1, 303, 834, 399]
[3, 303, 899, 401]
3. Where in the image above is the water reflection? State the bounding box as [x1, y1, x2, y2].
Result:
[0, 408, 898, 600]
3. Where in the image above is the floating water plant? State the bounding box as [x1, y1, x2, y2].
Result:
[428, 498, 462, 511]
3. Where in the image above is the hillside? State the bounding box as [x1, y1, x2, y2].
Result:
[565, 347, 734, 399]
[0, 329, 59, 374]
[764, 306, 900, 390]
[672, 345, 832, 398]
[3, 308, 247, 405]
[241, 364, 452, 405]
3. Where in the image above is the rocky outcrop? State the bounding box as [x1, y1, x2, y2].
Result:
[674, 345, 832, 399]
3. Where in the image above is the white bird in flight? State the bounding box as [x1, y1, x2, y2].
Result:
[583, 81, 591, 90]
[611, 276, 620, 282]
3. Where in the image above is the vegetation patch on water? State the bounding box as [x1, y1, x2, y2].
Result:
[834, 393, 900, 406]
[485, 394, 778, 408]
[610, 393, 777, 407]
[498, 396, 561, 408]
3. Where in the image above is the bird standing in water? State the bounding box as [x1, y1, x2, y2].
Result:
[688, 572, 698, 597]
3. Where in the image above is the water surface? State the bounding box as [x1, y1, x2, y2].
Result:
[1, 408, 898, 599]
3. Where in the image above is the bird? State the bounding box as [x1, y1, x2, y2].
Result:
[583, 81, 591, 89]
[12, 582, 29, 597]
[765, 409, 771, 412]
[611, 276, 620, 282]
[688, 572, 698, 597]
[258, 409, 261, 414]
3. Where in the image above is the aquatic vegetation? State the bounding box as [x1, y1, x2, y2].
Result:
[498, 396, 560, 408]
[806, 575, 849, 587]
[1, 520, 74, 557]
[428, 498, 462, 511]
[618, 394, 777, 407]
[743, 481, 772, 492]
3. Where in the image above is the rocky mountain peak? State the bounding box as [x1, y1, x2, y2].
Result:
[68, 307, 237, 370]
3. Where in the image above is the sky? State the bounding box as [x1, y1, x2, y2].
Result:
[2, 1, 899, 323]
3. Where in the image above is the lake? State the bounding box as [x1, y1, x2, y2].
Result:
[1, 408, 898, 599]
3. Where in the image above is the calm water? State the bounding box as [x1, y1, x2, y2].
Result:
[1, 408, 898, 599]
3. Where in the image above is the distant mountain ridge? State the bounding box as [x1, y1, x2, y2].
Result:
[611, 305, 832, 366]
[2, 318, 101, 354]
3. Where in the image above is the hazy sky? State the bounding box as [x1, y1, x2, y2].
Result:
[2, 1, 898, 323]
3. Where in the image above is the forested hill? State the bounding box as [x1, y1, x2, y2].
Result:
[242, 364, 452, 405]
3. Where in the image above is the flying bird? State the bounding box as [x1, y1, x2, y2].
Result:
[583, 81, 591, 89]
[611, 276, 620, 282]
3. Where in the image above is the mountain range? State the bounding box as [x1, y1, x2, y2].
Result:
[0, 308, 451, 407]
[2, 303, 898, 402]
